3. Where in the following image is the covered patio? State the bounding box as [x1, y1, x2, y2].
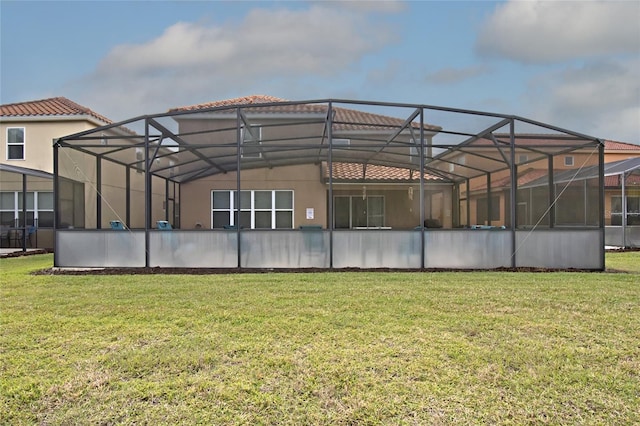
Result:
[53, 98, 605, 270]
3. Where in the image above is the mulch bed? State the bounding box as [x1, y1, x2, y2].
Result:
[34, 266, 617, 275]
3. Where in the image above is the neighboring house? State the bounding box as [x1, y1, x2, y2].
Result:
[471, 138, 640, 231]
[603, 141, 640, 228]
[0, 97, 115, 249]
[1, 97, 182, 253]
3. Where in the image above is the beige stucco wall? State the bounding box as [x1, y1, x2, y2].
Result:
[180, 162, 454, 230]
[181, 164, 327, 229]
[0, 119, 98, 173]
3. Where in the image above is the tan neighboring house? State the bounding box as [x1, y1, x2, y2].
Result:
[603, 141, 640, 228]
[0, 97, 115, 249]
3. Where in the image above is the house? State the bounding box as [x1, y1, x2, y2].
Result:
[0, 97, 115, 249]
[53, 96, 612, 269]
[459, 136, 639, 246]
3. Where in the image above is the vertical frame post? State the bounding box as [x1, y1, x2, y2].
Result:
[419, 108, 425, 269]
[548, 155, 555, 228]
[21, 173, 27, 251]
[126, 166, 131, 227]
[53, 139, 59, 266]
[236, 107, 242, 268]
[144, 119, 151, 268]
[327, 102, 334, 269]
[509, 119, 517, 268]
[96, 157, 102, 229]
[598, 140, 606, 268]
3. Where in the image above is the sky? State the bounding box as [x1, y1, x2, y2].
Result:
[1, 0, 639, 143]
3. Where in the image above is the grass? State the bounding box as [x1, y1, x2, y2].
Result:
[1, 253, 639, 425]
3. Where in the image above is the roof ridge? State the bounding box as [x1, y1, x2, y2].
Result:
[170, 94, 288, 112]
[0, 96, 113, 124]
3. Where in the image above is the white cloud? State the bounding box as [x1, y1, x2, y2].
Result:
[69, 5, 399, 120]
[476, 0, 640, 63]
[318, 0, 407, 13]
[525, 59, 640, 142]
[425, 65, 490, 85]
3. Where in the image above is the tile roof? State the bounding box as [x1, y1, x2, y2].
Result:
[0, 97, 113, 124]
[605, 174, 640, 187]
[171, 95, 290, 111]
[169, 95, 441, 131]
[604, 140, 640, 151]
[326, 162, 442, 182]
[472, 168, 549, 191]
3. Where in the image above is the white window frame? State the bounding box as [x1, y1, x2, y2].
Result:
[6, 127, 25, 160]
[0, 191, 53, 228]
[564, 156, 574, 166]
[241, 125, 262, 159]
[211, 190, 294, 229]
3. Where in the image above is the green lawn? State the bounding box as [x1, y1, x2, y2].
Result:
[1, 253, 639, 425]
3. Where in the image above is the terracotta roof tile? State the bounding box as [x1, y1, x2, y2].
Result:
[0, 97, 113, 124]
[326, 162, 442, 182]
[604, 140, 640, 150]
[169, 95, 440, 131]
[171, 95, 288, 111]
[474, 168, 549, 190]
[605, 174, 640, 187]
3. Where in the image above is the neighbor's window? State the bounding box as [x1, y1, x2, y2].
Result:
[7, 127, 25, 160]
[611, 196, 640, 226]
[0, 191, 53, 227]
[211, 190, 293, 229]
[564, 156, 574, 166]
[241, 125, 262, 159]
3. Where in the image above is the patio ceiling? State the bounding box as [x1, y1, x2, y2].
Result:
[55, 98, 602, 185]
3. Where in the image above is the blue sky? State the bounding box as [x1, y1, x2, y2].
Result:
[1, 0, 639, 142]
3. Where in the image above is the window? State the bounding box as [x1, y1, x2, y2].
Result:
[518, 154, 528, 163]
[611, 196, 640, 226]
[564, 156, 574, 166]
[0, 191, 54, 228]
[6, 127, 25, 160]
[241, 125, 262, 158]
[334, 195, 384, 228]
[211, 190, 293, 229]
